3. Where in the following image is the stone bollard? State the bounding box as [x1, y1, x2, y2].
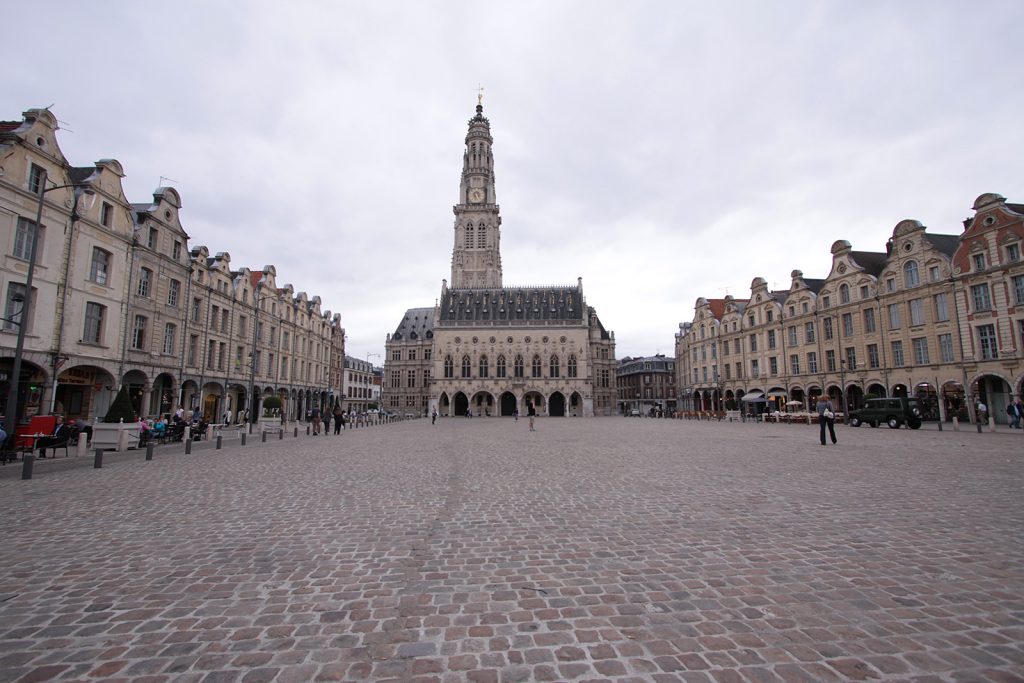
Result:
[77, 432, 88, 457]
[94, 449, 103, 468]
[953, 416, 960, 431]
[21, 454, 34, 480]
[146, 443, 154, 460]
[185, 439, 192, 454]
[184, 425, 191, 442]
[937, 419, 943, 431]
[241, 433, 247, 446]
[216, 435, 222, 450]
[977, 419, 983, 434]
[988, 417, 996, 433]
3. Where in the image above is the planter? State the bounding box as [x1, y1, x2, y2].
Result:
[91, 422, 139, 452]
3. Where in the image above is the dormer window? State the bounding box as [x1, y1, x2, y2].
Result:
[1006, 243, 1020, 263]
[903, 261, 920, 288]
[100, 202, 113, 228]
[973, 253, 986, 271]
[839, 284, 850, 303]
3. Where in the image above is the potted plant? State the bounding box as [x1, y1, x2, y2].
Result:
[91, 385, 140, 451]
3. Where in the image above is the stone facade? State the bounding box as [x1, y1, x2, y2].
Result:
[0, 107, 344, 425]
[384, 104, 616, 417]
[675, 198, 1024, 423]
[616, 354, 676, 416]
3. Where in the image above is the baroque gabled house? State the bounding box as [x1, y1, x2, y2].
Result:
[676, 197, 1024, 423]
[384, 102, 616, 417]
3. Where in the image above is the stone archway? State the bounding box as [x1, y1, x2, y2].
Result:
[470, 391, 494, 416]
[500, 391, 517, 416]
[438, 392, 451, 417]
[453, 392, 469, 417]
[523, 391, 545, 415]
[122, 370, 148, 417]
[569, 391, 582, 417]
[549, 391, 566, 417]
[53, 365, 115, 421]
[866, 383, 887, 399]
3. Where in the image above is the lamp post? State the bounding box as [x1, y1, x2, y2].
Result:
[4, 170, 93, 448]
[839, 359, 847, 415]
[366, 352, 380, 413]
[247, 280, 263, 434]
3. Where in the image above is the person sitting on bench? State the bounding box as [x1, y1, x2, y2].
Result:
[36, 415, 70, 458]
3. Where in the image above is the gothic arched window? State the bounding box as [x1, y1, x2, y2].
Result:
[477, 224, 486, 248]
[514, 354, 524, 378]
[496, 355, 507, 378]
[444, 355, 453, 378]
[461, 355, 472, 378]
[567, 355, 577, 378]
[479, 355, 489, 378]
[904, 260, 920, 288]
[465, 223, 474, 248]
[531, 355, 542, 378]
[549, 355, 560, 378]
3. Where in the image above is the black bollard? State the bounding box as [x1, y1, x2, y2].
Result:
[294, 427, 299, 438]
[146, 443, 154, 460]
[977, 420, 983, 433]
[278, 428, 283, 440]
[306, 425, 310, 436]
[94, 449, 103, 468]
[261, 430, 267, 443]
[937, 420, 942, 432]
[216, 435, 222, 450]
[21, 454, 34, 480]
[185, 438, 192, 454]
[241, 433, 247, 446]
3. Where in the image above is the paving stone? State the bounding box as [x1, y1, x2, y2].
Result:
[0, 419, 1021, 682]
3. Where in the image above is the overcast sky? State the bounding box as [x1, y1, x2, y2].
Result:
[7, 1, 1022, 361]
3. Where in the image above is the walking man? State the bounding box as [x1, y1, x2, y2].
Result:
[1008, 398, 1023, 429]
[527, 400, 536, 432]
[431, 409, 437, 425]
[816, 395, 837, 446]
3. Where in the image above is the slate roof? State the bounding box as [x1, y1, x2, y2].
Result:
[802, 278, 826, 294]
[923, 234, 960, 256]
[588, 306, 612, 340]
[70, 167, 94, 184]
[849, 251, 888, 276]
[392, 307, 435, 340]
[439, 287, 583, 324]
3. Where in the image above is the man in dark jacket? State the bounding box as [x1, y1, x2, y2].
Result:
[36, 415, 70, 457]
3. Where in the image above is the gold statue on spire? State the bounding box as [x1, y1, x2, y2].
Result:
[477, 84, 484, 106]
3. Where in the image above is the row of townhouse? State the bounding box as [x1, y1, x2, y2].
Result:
[1, 108, 345, 426]
[675, 193, 1024, 424]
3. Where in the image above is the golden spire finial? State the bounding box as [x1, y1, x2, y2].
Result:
[477, 84, 484, 107]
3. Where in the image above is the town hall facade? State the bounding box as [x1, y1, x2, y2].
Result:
[383, 103, 616, 417]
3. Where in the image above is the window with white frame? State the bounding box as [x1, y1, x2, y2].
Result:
[807, 351, 818, 374]
[167, 279, 181, 306]
[929, 265, 941, 282]
[89, 247, 111, 285]
[163, 323, 176, 354]
[912, 337, 929, 365]
[1008, 243, 1021, 263]
[909, 298, 925, 326]
[934, 292, 949, 322]
[137, 267, 152, 297]
[978, 324, 998, 360]
[28, 164, 45, 194]
[100, 202, 113, 228]
[972, 253, 985, 271]
[904, 261, 920, 288]
[804, 322, 815, 343]
[1013, 275, 1024, 306]
[867, 344, 879, 369]
[970, 283, 991, 312]
[790, 354, 800, 375]
[131, 315, 147, 350]
[147, 227, 158, 249]
[891, 340, 905, 367]
[13, 218, 41, 261]
[863, 308, 876, 333]
[83, 302, 105, 344]
[938, 333, 954, 363]
[826, 349, 836, 372]
[888, 304, 901, 329]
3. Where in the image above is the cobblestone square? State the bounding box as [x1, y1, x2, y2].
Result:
[1, 418, 1022, 682]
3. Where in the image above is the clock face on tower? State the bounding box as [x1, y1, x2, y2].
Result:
[468, 188, 484, 203]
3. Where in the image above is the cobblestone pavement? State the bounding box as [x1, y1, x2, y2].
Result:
[0, 418, 1021, 682]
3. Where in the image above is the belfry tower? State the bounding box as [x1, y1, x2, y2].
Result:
[450, 99, 502, 289]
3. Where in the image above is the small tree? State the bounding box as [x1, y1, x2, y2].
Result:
[261, 395, 282, 416]
[103, 385, 136, 423]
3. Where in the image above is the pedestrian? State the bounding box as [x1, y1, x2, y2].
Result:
[323, 410, 332, 434]
[222, 409, 232, 425]
[976, 398, 988, 425]
[527, 400, 536, 432]
[1007, 398, 1023, 429]
[513, 408, 518, 422]
[310, 406, 321, 435]
[35, 415, 69, 457]
[431, 409, 437, 425]
[333, 405, 344, 433]
[816, 395, 837, 446]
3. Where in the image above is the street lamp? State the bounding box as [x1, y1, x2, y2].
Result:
[4, 170, 93, 452]
[839, 359, 847, 415]
[247, 279, 264, 434]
